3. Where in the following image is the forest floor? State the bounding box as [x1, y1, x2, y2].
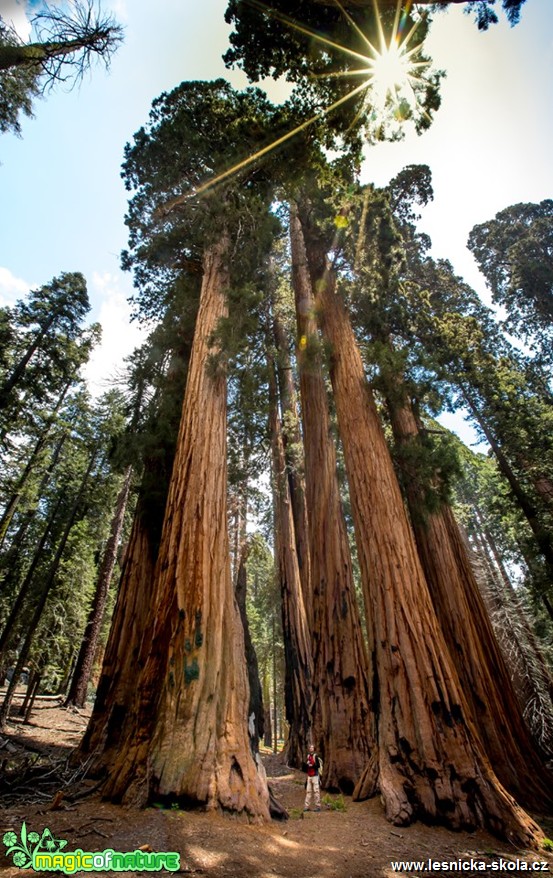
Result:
[1, 693, 553, 878]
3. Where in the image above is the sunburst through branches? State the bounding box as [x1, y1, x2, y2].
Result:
[162, 0, 438, 210]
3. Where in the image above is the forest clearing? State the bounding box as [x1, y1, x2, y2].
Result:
[1, 696, 553, 878]
[1, 0, 553, 875]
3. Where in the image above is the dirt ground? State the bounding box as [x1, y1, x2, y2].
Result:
[1, 694, 553, 878]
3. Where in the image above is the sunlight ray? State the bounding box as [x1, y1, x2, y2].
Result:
[371, 0, 387, 54]
[400, 16, 426, 52]
[390, 0, 402, 45]
[310, 68, 373, 80]
[157, 0, 436, 216]
[158, 79, 373, 215]
[331, 0, 376, 55]
[242, 0, 372, 67]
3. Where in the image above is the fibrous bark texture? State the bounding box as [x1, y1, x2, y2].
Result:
[291, 203, 375, 793]
[312, 246, 544, 847]
[273, 311, 312, 616]
[98, 236, 270, 819]
[268, 345, 313, 768]
[235, 545, 265, 748]
[386, 386, 553, 811]
[78, 495, 158, 764]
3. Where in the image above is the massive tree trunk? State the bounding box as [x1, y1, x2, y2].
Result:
[268, 342, 313, 768]
[290, 203, 375, 793]
[80, 317, 193, 767]
[66, 466, 133, 709]
[96, 236, 269, 818]
[384, 379, 553, 810]
[308, 233, 544, 845]
[272, 311, 312, 614]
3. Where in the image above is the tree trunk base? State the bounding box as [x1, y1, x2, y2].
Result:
[355, 751, 545, 849]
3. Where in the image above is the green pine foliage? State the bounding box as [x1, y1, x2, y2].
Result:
[0, 18, 39, 136]
[468, 200, 553, 362]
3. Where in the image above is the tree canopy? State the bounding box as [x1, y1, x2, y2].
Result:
[468, 199, 553, 358]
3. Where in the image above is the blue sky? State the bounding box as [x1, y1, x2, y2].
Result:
[0, 0, 552, 440]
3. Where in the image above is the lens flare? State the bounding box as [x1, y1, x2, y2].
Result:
[370, 40, 413, 108]
[159, 0, 436, 212]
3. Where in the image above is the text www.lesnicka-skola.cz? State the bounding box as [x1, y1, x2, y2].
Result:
[390, 858, 550, 873]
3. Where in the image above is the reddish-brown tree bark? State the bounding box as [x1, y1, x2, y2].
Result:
[384, 381, 553, 811]
[95, 236, 269, 818]
[78, 499, 158, 763]
[290, 203, 376, 793]
[272, 311, 312, 616]
[268, 343, 313, 768]
[308, 235, 544, 844]
[235, 543, 265, 748]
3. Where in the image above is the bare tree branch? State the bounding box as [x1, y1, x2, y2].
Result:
[0, 1, 123, 88]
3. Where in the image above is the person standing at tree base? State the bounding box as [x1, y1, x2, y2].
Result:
[304, 744, 322, 812]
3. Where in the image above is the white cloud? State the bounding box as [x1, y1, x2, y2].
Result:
[83, 271, 146, 397]
[0, 0, 32, 38]
[0, 266, 30, 306]
[105, 0, 128, 22]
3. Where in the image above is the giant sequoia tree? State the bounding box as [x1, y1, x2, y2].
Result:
[289, 196, 375, 792]
[72, 0, 550, 847]
[80, 80, 279, 816]
[290, 184, 544, 844]
[346, 176, 553, 809]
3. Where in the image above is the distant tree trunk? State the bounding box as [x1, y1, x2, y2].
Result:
[384, 377, 553, 810]
[79, 503, 157, 762]
[290, 202, 375, 794]
[0, 35, 112, 72]
[311, 240, 543, 845]
[272, 615, 278, 754]
[263, 672, 272, 748]
[65, 466, 133, 708]
[22, 672, 41, 724]
[268, 342, 313, 768]
[0, 381, 71, 547]
[95, 236, 270, 818]
[0, 492, 64, 660]
[18, 667, 40, 718]
[0, 447, 98, 728]
[235, 543, 265, 747]
[272, 311, 312, 614]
